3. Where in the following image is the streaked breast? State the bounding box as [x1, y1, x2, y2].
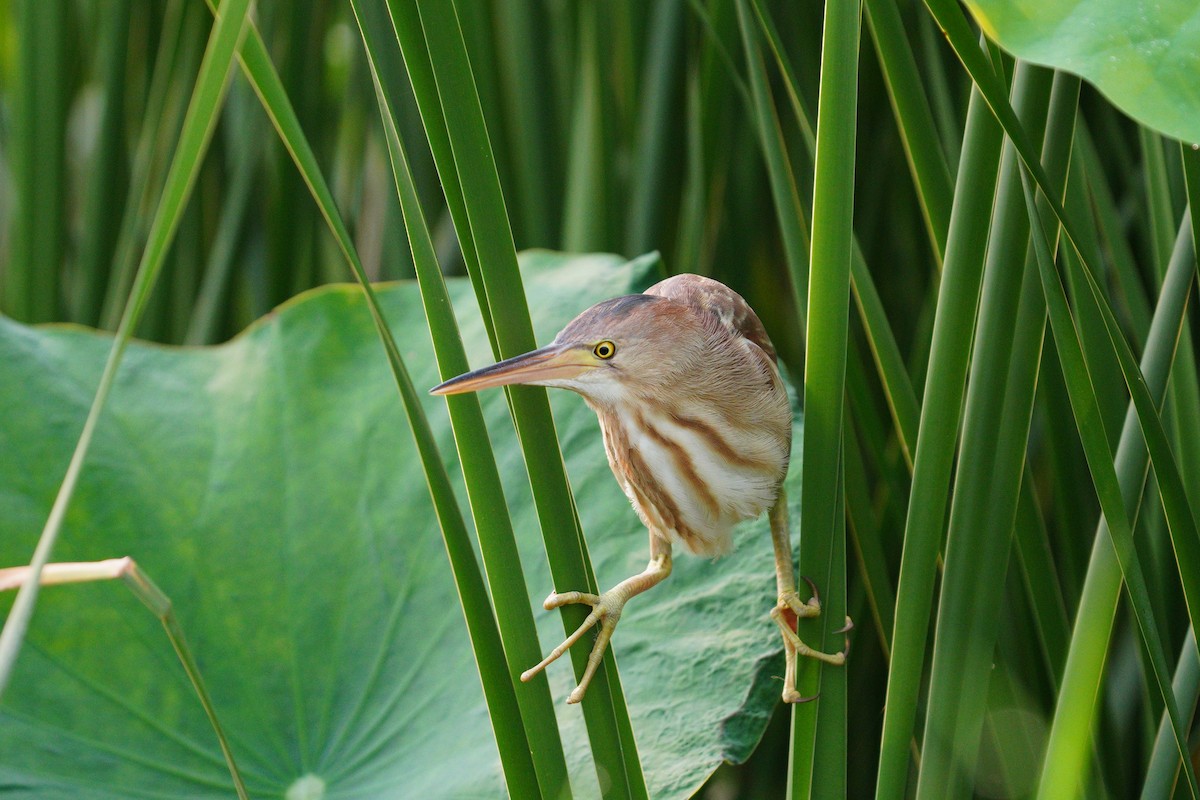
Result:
[596, 400, 788, 556]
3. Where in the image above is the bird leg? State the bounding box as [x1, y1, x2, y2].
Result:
[522, 533, 673, 704]
[769, 490, 851, 703]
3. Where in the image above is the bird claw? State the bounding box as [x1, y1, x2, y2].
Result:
[782, 687, 821, 704]
[521, 588, 626, 705]
[836, 615, 854, 657]
[801, 575, 821, 606]
[772, 580, 851, 703]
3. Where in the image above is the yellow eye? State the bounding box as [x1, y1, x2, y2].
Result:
[593, 340, 616, 359]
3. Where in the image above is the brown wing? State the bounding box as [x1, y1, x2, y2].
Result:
[644, 273, 779, 363]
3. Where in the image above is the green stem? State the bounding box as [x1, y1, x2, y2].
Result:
[875, 65, 1004, 799]
[791, 0, 861, 796]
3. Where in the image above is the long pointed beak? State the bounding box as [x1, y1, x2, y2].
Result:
[430, 344, 594, 395]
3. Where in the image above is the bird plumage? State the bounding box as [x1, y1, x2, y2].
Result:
[430, 271, 845, 706]
[553, 274, 792, 556]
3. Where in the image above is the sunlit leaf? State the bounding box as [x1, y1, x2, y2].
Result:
[965, 0, 1200, 143]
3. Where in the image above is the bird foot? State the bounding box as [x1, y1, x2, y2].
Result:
[770, 578, 851, 704]
[520, 588, 627, 705]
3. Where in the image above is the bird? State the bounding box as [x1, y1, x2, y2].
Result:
[430, 273, 848, 704]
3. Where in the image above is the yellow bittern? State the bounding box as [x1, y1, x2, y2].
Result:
[431, 274, 848, 704]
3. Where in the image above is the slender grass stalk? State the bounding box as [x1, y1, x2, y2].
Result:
[1140, 131, 1177, 273]
[398, 3, 647, 795]
[360, 10, 569, 793]
[1142, 630, 1200, 799]
[789, 1, 860, 797]
[742, 1, 922, 470]
[211, 5, 548, 795]
[1033, 192, 1198, 800]
[382, 0, 496, 348]
[1076, 124, 1153, 343]
[100, 0, 208, 332]
[875, 72, 1003, 800]
[746, 0, 814, 147]
[862, 0, 953, 264]
[0, 0, 253, 699]
[674, 68, 707, 274]
[915, 65, 1066, 797]
[73, 1, 132, 326]
[1012, 470, 1071, 686]
[735, 0, 810, 324]
[366, 68, 548, 799]
[845, 394, 897, 652]
[1142, 150, 1200, 796]
[562, 0, 610, 253]
[914, 11, 963, 170]
[1143, 141, 1200, 647]
[491, 0, 560, 246]
[185, 94, 259, 345]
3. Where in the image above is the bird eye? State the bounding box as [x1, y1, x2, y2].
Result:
[593, 340, 616, 359]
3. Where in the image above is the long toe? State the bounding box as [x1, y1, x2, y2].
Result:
[522, 588, 630, 704]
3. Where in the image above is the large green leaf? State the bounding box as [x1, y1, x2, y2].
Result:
[964, 0, 1200, 144]
[0, 252, 795, 798]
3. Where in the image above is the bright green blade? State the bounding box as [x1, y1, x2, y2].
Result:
[1026, 170, 1200, 799]
[790, 1, 861, 796]
[393, 3, 646, 793]
[916, 65, 1076, 799]
[876, 67, 1005, 800]
[357, 8, 569, 791]
[212, 9, 544, 793]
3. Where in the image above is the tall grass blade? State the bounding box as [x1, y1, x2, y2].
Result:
[915, 65, 1069, 797]
[399, 3, 647, 794]
[1026, 170, 1200, 799]
[100, 0, 208, 332]
[862, 0, 953, 263]
[625, 0, 685, 257]
[491, 0, 561, 246]
[384, 0, 494, 347]
[360, 9, 569, 792]
[73, 1, 132, 326]
[790, 1, 861, 796]
[1142, 630, 1200, 799]
[561, 1, 611, 253]
[876, 75, 1004, 800]
[734, 0, 811, 324]
[215, 3, 547, 793]
[1076, 124, 1152, 343]
[742, 0, 922, 462]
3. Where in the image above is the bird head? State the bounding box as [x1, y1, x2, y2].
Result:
[430, 293, 696, 405]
